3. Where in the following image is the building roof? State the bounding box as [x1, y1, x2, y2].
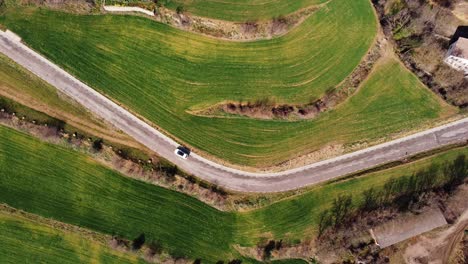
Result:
[451, 37, 468, 59]
[449, 26, 468, 45]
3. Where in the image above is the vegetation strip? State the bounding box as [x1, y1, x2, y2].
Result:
[106, 0, 328, 21]
[0, 205, 146, 263]
[0, 0, 381, 166]
[1, 32, 464, 193]
[0, 124, 467, 262]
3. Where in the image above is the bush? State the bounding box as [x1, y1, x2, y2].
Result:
[132, 233, 146, 250]
[92, 138, 104, 151]
[148, 240, 163, 255]
[263, 240, 276, 259]
[432, 0, 452, 8]
[159, 163, 178, 179]
[176, 5, 185, 14]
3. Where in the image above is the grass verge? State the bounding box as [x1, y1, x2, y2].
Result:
[0, 124, 466, 262]
[0, 53, 139, 148]
[0, 0, 385, 166]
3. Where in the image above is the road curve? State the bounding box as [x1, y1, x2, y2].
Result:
[1, 30, 467, 193]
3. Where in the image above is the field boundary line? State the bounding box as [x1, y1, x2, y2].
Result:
[0, 29, 467, 192]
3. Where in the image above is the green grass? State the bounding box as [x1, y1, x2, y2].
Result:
[0, 124, 466, 262]
[0, 210, 145, 264]
[0, 125, 235, 261]
[106, 0, 326, 21]
[0, 0, 393, 166]
[162, 0, 327, 21]
[0, 96, 65, 127]
[0, 54, 98, 126]
[0, 53, 152, 154]
[0, 53, 139, 143]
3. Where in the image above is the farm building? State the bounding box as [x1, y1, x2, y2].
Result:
[445, 32, 468, 76]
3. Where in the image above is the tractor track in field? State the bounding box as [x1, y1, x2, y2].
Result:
[1, 29, 467, 193]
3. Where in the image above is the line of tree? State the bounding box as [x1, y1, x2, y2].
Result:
[318, 154, 467, 237]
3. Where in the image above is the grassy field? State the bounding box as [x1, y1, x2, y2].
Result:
[0, 124, 466, 262]
[0, 125, 235, 261]
[162, 0, 327, 21]
[0, 0, 398, 166]
[0, 54, 140, 147]
[0, 54, 93, 124]
[0, 210, 145, 264]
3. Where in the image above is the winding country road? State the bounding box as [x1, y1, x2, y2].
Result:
[1, 30, 467, 193]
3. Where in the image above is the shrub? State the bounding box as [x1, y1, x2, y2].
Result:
[92, 138, 104, 151]
[132, 233, 146, 250]
[176, 5, 185, 14]
[263, 240, 276, 259]
[148, 240, 163, 255]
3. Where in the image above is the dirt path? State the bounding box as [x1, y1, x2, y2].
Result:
[452, 1, 468, 22]
[0, 29, 467, 193]
[404, 210, 468, 264]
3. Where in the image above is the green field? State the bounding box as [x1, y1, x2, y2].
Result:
[0, 124, 466, 262]
[0, 0, 402, 166]
[0, 54, 140, 147]
[162, 0, 327, 21]
[0, 210, 145, 264]
[0, 124, 235, 261]
[0, 54, 96, 125]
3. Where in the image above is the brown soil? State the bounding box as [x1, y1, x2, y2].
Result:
[403, 211, 468, 264]
[390, 185, 468, 264]
[235, 239, 316, 262]
[19, 0, 95, 13]
[451, 1, 468, 22]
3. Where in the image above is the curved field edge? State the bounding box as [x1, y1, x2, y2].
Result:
[0, 209, 145, 264]
[0, 205, 306, 264]
[0, 0, 382, 167]
[109, 0, 328, 21]
[0, 124, 467, 262]
[0, 125, 237, 261]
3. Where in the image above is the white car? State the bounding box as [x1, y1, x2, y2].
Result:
[174, 146, 190, 159]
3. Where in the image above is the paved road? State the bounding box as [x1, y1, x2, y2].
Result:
[1, 30, 467, 193]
